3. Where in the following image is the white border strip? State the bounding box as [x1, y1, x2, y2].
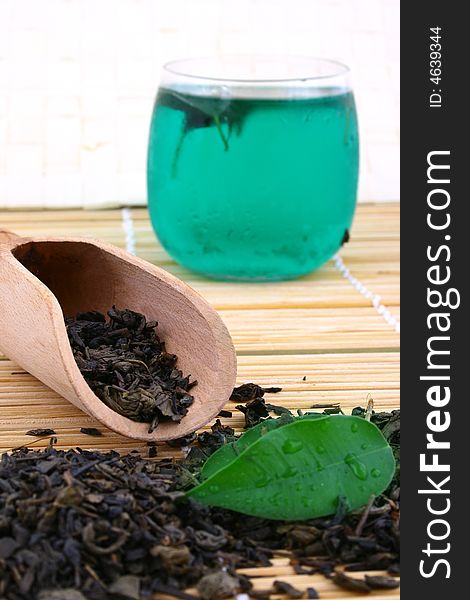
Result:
[333, 254, 400, 333]
[121, 207, 136, 255]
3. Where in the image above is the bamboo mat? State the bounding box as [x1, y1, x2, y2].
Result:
[0, 202, 400, 599]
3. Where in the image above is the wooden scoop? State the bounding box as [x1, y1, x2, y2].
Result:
[0, 230, 237, 441]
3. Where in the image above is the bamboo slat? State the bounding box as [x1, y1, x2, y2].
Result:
[0, 202, 400, 599]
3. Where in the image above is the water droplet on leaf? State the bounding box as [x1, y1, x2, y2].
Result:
[351, 422, 359, 433]
[344, 453, 368, 480]
[283, 466, 298, 478]
[371, 468, 381, 478]
[255, 477, 269, 488]
[282, 439, 304, 454]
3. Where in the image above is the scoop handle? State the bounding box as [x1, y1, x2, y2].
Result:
[0, 230, 28, 251]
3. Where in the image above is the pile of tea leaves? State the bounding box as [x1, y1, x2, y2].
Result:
[66, 308, 196, 433]
[0, 392, 400, 600]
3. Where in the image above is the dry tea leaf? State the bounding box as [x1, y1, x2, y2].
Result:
[25, 428, 56, 437]
[273, 580, 303, 598]
[0, 536, 19, 559]
[196, 571, 240, 600]
[38, 590, 87, 600]
[108, 575, 141, 599]
[364, 575, 400, 589]
[79, 427, 102, 436]
[332, 571, 371, 593]
[230, 383, 282, 401]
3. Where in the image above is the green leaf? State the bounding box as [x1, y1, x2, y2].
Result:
[186, 415, 395, 521]
[158, 88, 252, 154]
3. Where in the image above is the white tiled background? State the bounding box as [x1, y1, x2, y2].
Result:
[0, 0, 399, 209]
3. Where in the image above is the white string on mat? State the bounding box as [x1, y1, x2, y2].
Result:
[121, 207, 136, 255]
[333, 254, 400, 334]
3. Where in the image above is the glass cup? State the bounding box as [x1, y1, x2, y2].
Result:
[147, 56, 359, 280]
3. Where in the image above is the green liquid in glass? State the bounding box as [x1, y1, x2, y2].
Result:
[147, 88, 359, 280]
